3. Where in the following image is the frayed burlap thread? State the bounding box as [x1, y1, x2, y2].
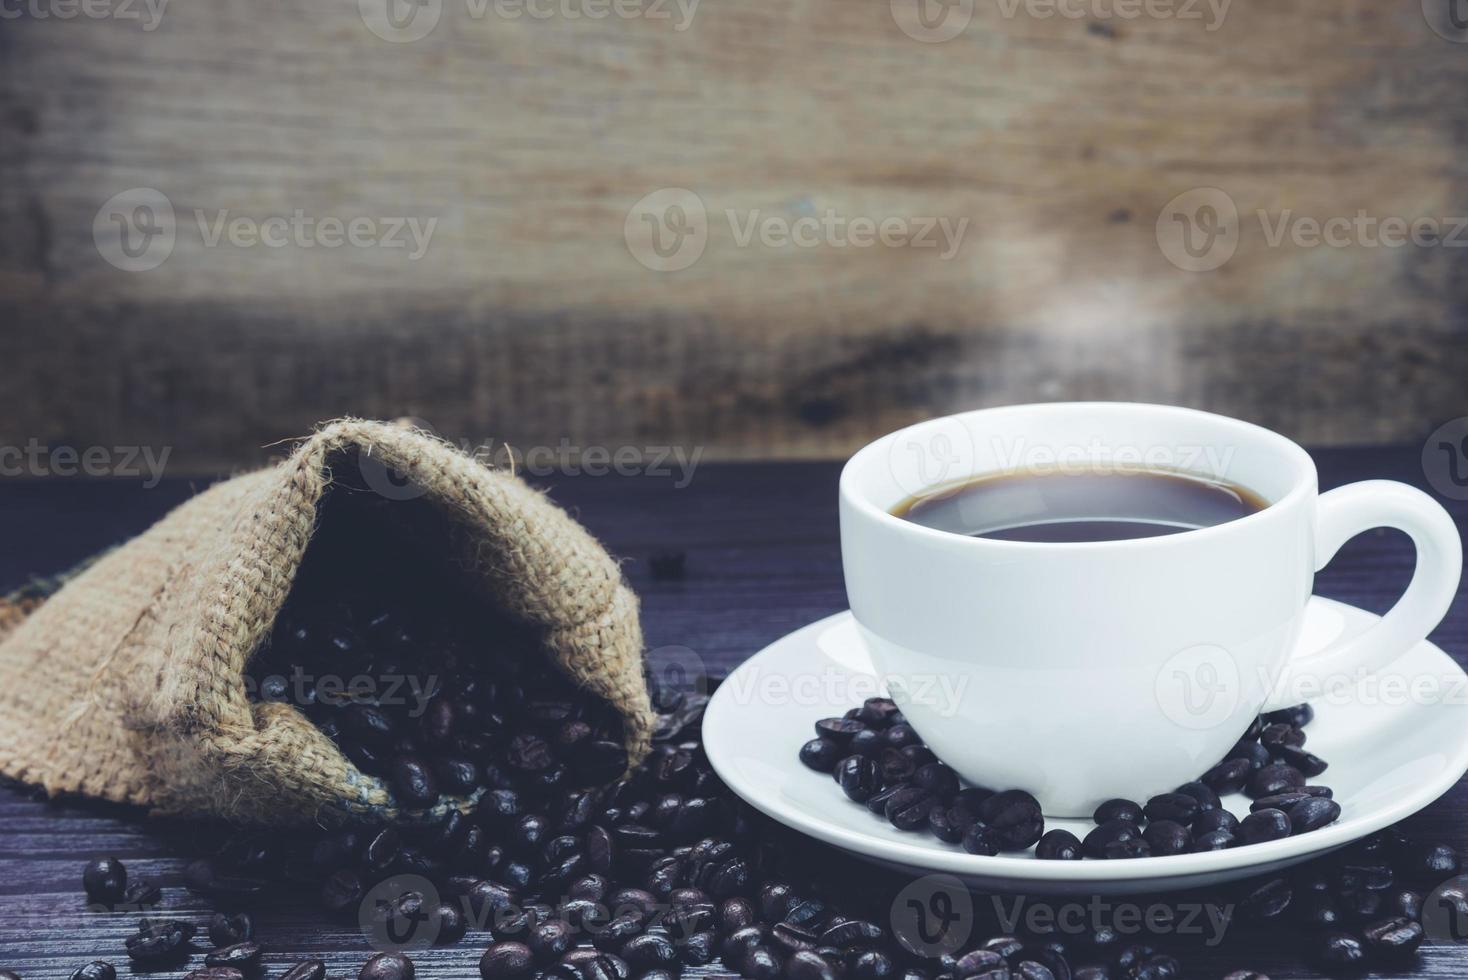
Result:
[0, 419, 652, 825]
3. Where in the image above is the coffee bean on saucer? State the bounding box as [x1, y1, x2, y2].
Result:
[1229, 741, 1272, 771]
[962, 824, 1003, 856]
[1302, 785, 1334, 798]
[834, 756, 882, 803]
[1201, 758, 1252, 795]
[1143, 820, 1192, 856]
[1288, 798, 1341, 835]
[815, 718, 866, 743]
[1084, 820, 1141, 859]
[885, 786, 938, 831]
[799, 739, 842, 773]
[1175, 780, 1222, 812]
[82, 856, 127, 904]
[1260, 724, 1305, 750]
[1191, 830, 1237, 852]
[977, 790, 1045, 850]
[1192, 809, 1239, 835]
[1093, 799, 1143, 825]
[1144, 793, 1199, 823]
[1036, 829, 1083, 860]
[849, 729, 885, 755]
[1247, 764, 1305, 799]
[885, 724, 921, 749]
[927, 806, 966, 843]
[1238, 809, 1292, 845]
[1264, 703, 1314, 728]
[1273, 745, 1328, 777]
[1103, 839, 1152, 860]
[912, 762, 959, 799]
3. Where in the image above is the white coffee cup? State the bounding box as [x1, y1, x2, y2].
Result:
[839, 402, 1462, 816]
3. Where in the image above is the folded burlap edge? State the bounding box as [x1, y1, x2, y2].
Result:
[0, 418, 653, 826]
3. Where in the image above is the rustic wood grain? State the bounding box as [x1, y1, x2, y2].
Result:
[1, 449, 1467, 977]
[3, 2, 1468, 470]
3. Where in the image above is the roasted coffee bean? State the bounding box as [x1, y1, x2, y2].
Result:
[388, 754, 439, 808]
[820, 918, 883, 947]
[68, 963, 116, 980]
[1396, 841, 1461, 879]
[1103, 839, 1151, 860]
[1240, 877, 1292, 920]
[529, 920, 574, 961]
[885, 786, 938, 831]
[1093, 799, 1143, 825]
[321, 869, 364, 913]
[1036, 829, 1084, 861]
[481, 943, 535, 980]
[1273, 745, 1328, 777]
[1083, 820, 1140, 859]
[622, 931, 679, 968]
[507, 734, 555, 772]
[745, 946, 784, 980]
[1220, 972, 1269, 980]
[1302, 785, 1334, 798]
[1334, 862, 1394, 893]
[1263, 703, 1314, 728]
[835, 756, 882, 803]
[1251, 792, 1311, 812]
[1361, 916, 1425, 959]
[885, 724, 921, 749]
[815, 718, 867, 743]
[785, 950, 838, 980]
[82, 856, 127, 904]
[800, 739, 843, 773]
[849, 729, 885, 756]
[981, 935, 1026, 960]
[125, 921, 191, 963]
[1192, 809, 1239, 835]
[1142, 820, 1192, 856]
[852, 950, 896, 980]
[1201, 758, 1252, 795]
[953, 949, 1008, 977]
[928, 806, 966, 843]
[1390, 888, 1423, 921]
[280, 961, 327, 980]
[204, 943, 262, 969]
[976, 790, 1044, 850]
[1191, 830, 1236, 852]
[433, 756, 481, 795]
[962, 824, 1004, 856]
[913, 763, 959, 799]
[1294, 890, 1343, 930]
[1288, 798, 1341, 834]
[720, 896, 757, 933]
[722, 926, 769, 969]
[1310, 932, 1365, 972]
[1143, 793, 1199, 823]
[1259, 723, 1305, 749]
[858, 697, 900, 726]
[1174, 781, 1221, 812]
[121, 877, 161, 907]
[772, 921, 820, 953]
[1247, 764, 1305, 799]
[950, 787, 995, 823]
[1237, 809, 1292, 845]
[1228, 741, 1272, 771]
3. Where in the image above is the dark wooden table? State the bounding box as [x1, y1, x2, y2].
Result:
[3, 450, 1467, 979]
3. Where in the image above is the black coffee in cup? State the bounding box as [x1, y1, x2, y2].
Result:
[893, 467, 1267, 543]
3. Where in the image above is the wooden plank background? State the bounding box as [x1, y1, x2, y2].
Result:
[2, 1, 1467, 473]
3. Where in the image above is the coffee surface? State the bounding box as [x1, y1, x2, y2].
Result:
[893, 467, 1267, 543]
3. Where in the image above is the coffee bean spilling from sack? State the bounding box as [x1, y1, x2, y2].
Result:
[244, 578, 630, 813]
[802, 699, 1341, 858]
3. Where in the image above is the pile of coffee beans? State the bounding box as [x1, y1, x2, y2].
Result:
[40, 677, 1468, 980]
[800, 699, 1340, 858]
[244, 571, 629, 814]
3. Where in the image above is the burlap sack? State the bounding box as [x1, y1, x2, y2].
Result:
[0, 419, 653, 825]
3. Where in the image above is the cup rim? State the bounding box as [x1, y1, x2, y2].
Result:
[840, 401, 1317, 551]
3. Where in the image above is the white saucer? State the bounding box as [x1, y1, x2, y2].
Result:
[703, 597, 1468, 895]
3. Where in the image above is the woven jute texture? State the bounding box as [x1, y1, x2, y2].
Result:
[0, 419, 652, 825]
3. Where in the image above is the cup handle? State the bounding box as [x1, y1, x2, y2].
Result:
[1263, 480, 1462, 711]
